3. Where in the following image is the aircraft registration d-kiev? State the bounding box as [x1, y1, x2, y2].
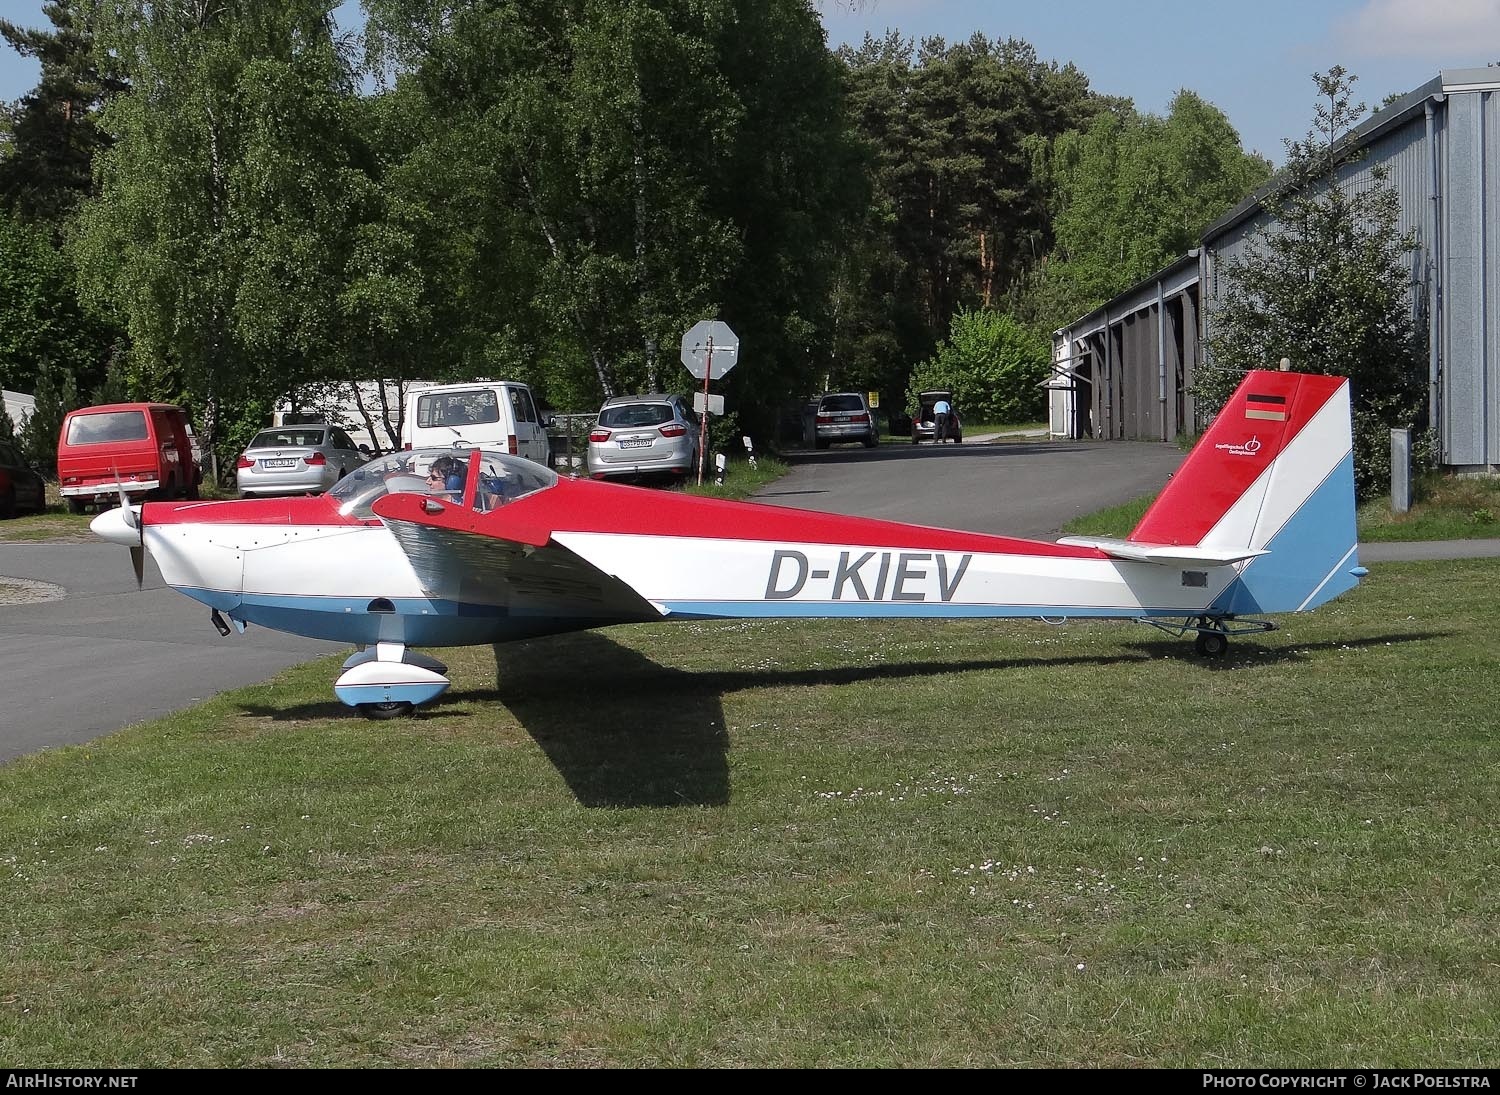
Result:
[92, 369, 1366, 719]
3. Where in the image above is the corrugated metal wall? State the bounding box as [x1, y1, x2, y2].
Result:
[1050, 257, 1200, 442]
[1440, 87, 1499, 467]
[1205, 118, 1434, 342]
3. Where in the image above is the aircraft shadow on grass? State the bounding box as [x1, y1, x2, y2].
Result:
[233, 625, 1441, 809]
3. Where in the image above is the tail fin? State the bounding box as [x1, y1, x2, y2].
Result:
[1128, 369, 1362, 614]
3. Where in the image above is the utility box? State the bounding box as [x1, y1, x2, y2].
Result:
[1391, 427, 1411, 514]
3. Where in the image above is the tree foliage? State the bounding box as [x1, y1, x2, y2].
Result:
[1021, 90, 1269, 335]
[1196, 67, 1426, 499]
[20, 359, 77, 472]
[0, 208, 110, 395]
[361, 0, 862, 436]
[0, 2, 1298, 461]
[0, 0, 120, 225]
[906, 308, 1048, 425]
[73, 0, 368, 469]
[836, 32, 1100, 401]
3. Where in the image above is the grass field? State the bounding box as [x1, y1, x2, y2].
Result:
[1063, 472, 1500, 544]
[1, 556, 1496, 1067]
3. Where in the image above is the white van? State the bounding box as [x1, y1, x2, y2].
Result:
[402, 381, 551, 466]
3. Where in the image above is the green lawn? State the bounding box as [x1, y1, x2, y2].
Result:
[1063, 472, 1500, 543]
[1, 559, 1496, 1066]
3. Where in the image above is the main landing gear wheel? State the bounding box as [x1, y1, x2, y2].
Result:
[358, 700, 414, 720]
[337, 643, 449, 716]
[1194, 630, 1229, 658]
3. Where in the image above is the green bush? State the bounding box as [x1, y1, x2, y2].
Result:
[906, 309, 1049, 424]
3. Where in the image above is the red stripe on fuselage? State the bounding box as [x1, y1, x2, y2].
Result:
[141, 495, 350, 527]
[373, 478, 1103, 558]
[1128, 371, 1343, 547]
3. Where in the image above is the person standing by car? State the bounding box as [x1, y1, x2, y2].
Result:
[933, 396, 952, 443]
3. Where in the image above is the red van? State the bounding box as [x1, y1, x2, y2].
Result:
[57, 402, 201, 513]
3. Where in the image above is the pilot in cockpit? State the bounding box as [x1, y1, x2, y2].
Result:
[426, 455, 465, 499]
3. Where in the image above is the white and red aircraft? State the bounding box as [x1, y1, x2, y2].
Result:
[92, 369, 1365, 718]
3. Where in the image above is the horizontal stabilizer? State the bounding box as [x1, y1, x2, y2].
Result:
[1056, 535, 1268, 567]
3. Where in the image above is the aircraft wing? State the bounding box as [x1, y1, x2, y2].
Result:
[370, 492, 665, 627]
[1055, 536, 1267, 567]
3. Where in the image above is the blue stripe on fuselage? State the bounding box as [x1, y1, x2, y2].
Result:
[170, 589, 612, 646]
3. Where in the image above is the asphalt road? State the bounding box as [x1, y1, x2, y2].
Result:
[0, 542, 343, 765]
[763, 437, 1185, 538]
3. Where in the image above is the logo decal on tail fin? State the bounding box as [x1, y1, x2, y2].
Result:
[1214, 436, 1264, 457]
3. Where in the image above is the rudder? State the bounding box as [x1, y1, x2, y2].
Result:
[1128, 370, 1361, 614]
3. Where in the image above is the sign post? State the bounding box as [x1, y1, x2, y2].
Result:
[680, 320, 740, 485]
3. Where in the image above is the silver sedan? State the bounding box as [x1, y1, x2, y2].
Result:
[236, 425, 370, 497]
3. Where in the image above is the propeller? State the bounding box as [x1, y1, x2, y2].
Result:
[115, 469, 144, 588]
[121, 474, 144, 585]
[87, 467, 146, 589]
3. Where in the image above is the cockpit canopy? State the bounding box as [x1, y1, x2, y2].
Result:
[327, 447, 558, 520]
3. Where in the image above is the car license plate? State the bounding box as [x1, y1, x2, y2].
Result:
[619, 438, 651, 449]
[263, 458, 297, 468]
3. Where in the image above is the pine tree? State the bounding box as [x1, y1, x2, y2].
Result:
[20, 361, 77, 474]
[0, 0, 121, 224]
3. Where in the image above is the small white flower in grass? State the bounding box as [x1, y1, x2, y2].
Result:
[94, 846, 107, 853]
[1076, 963, 1085, 971]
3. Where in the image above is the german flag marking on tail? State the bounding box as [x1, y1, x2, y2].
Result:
[1245, 392, 1288, 421]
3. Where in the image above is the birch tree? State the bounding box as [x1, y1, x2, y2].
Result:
[73, 0, 366, 466]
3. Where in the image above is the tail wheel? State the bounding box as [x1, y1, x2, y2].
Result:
[1194, 630, 1229, 658]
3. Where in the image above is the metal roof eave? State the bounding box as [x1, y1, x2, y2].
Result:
[1200, 73, 1452, 241]
[1053, 250, 1200, 342]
